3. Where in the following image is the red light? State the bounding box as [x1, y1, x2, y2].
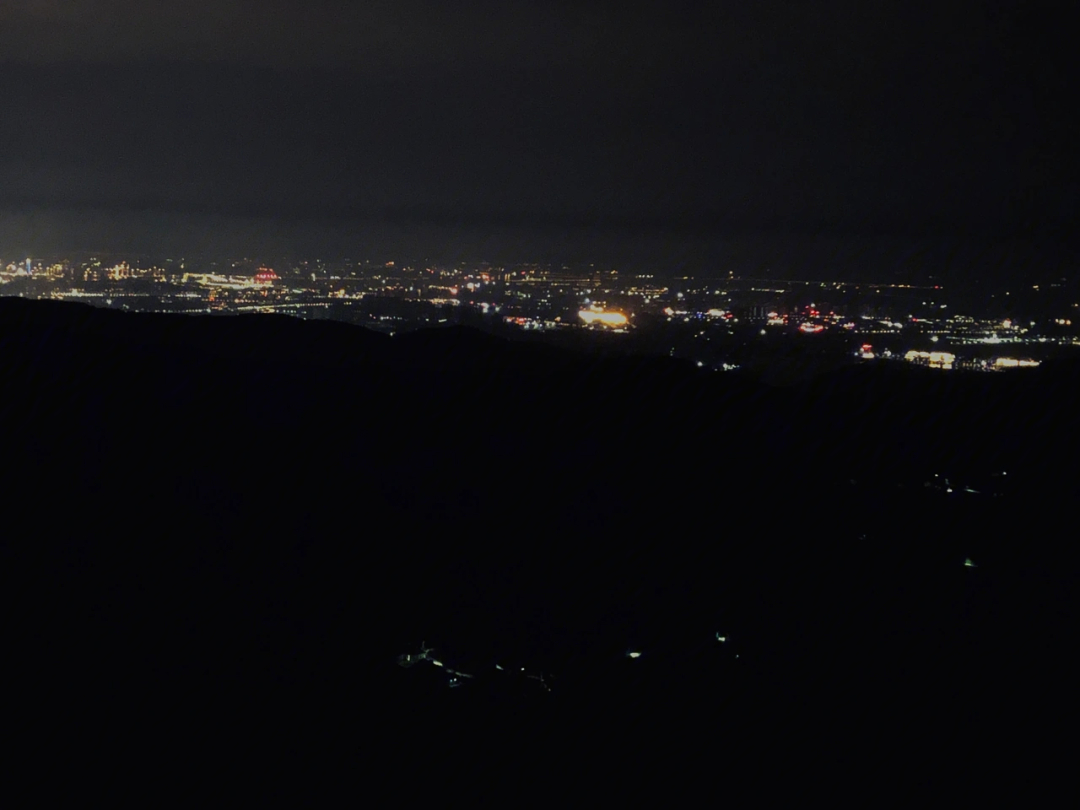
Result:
[861, 344, 872, 350]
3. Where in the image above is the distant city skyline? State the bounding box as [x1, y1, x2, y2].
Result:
[2, 211, 1076, 291]
[3, 249, 1074, 387]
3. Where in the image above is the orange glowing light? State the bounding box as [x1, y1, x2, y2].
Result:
[578, 309, 628, 327]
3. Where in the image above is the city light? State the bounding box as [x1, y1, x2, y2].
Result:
[578, 307, 628, 327]
[3, 255, 1071, 375]
[904, 350, 955, 369]
[993, 357, 1040, 368]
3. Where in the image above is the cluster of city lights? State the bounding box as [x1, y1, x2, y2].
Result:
[578, 305, 628, 327]
[397, 630, 738, 694]
[993, 357, 1040, 368]
[904, 349, 955, 369]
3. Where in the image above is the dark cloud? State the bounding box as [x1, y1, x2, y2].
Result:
[0, 1, 1075, 264]
[0, 1, 721, 73]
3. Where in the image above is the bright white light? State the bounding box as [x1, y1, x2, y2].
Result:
[628, 651, 642, 659]
[431, 660, 444, 667]
[697, 361, 704, 367]
[716, 634, 727, 643]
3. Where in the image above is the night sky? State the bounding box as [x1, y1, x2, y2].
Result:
[0, 1, 1075, 275]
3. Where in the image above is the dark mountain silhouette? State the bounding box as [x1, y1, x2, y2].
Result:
[1, 296, 1074, 784]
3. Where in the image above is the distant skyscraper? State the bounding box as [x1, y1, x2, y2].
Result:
[26, 258, 32, 275]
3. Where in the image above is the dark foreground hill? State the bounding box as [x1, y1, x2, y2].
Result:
[1, 297, 1076, 789]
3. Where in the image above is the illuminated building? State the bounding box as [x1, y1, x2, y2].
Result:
[106, 262, 132, 281]
[508, 269, 598, 291]
[927, 351, 953, 369]
[992, 357, 1039, 369]
[578, 305, 628, 328]
[254, 268, 279, 285]
[904, 350, 955, 369]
